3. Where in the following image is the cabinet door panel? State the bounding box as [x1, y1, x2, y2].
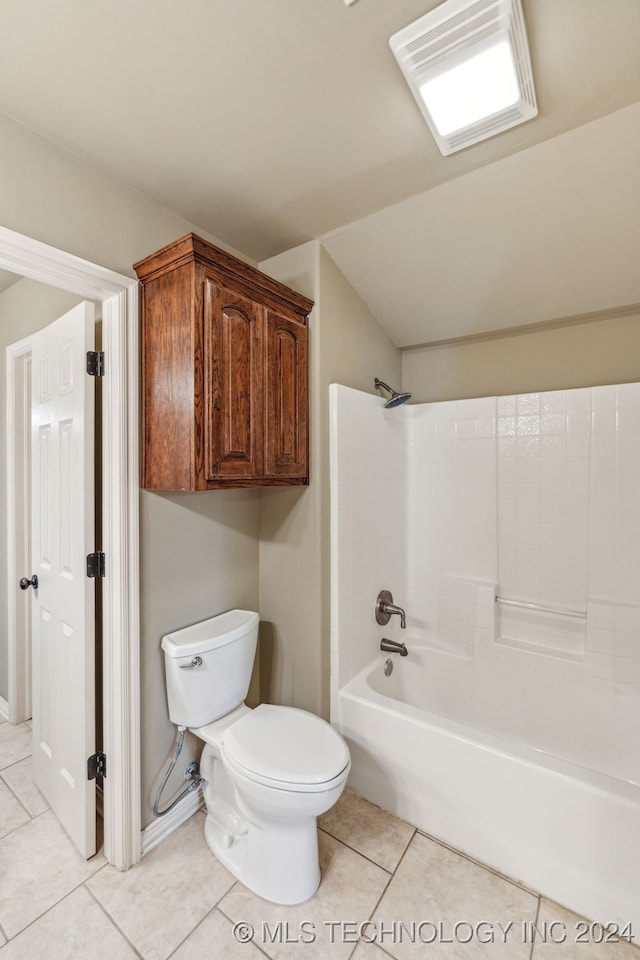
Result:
[205, 280, 263, 480]
[264, 310, 308, 479]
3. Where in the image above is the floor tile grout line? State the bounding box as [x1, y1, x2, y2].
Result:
[0, 804, 54, 848]
[336, 834, 418, 960]
[212, 904, 274, 960]
[2, 874, 103, 945]
[0, 753, 33, 776]
[215, 885, 239, 926]
[364, 937, 402, 960]
[0, 815, 33, 845]
[0, 810, 36, 845]
[83, 881, 147, 960]
[162, 875, 240, 960]
[365, 826, 416, 924]
[416, 821, 640, 946]
[358, 828, 542, 960]
[528, 896, 542, 960]
[0, 771, 36, 823]
[536, 896, 640, 954]
[1, 774, 48, 816]
[216, 887, 279, 960]
[344, 936, 359, 960]
[317, 825, 413, 877]
[415, 826, 539, 897]
[0, 754, 42, 814]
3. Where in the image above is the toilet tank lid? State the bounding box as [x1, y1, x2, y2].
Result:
[161, 609, 259, 659]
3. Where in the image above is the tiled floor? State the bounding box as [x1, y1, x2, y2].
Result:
[0, 717, 638, 958]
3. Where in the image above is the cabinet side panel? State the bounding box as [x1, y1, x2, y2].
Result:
[141, 265, 197, 489]
[264, 309, 308, 480]
[204, 279, 264, 480]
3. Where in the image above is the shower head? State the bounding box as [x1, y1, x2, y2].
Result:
[374, 378, 412, 409]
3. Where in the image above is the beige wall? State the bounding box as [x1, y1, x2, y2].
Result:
[259, 243, 401, 718]
[140, 490, 260, 824]
[0, 113, 246, 278]
[258, 243, 322, 714]
[402, 313, 640, 403]
[0, 112, 262, 829]
[0, 112, 400, 831]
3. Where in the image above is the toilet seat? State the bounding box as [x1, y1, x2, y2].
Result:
[221, 703, 350, 793]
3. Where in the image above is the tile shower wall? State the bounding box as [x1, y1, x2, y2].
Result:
[497, 390, 591, 610]
[588, 383, 640, 700]
[405, 397, 497, 644]
[496, 389, 591, 659]
[329, 385, 407, 710]
[331, 383, 640, 706]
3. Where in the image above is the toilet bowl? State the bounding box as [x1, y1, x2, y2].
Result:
[161, 611, 350, 904]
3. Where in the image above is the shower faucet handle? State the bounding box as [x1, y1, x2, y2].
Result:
[375, 590, 406, 629]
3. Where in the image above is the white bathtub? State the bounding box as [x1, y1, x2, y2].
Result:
[336, 643, 640, 932]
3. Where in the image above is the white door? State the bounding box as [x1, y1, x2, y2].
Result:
[30, 301, 97, 858]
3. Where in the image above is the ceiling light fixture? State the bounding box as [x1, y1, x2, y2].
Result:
[389, 0, 537, 155]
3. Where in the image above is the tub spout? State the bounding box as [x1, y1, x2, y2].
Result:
[380, 638, 408, 657]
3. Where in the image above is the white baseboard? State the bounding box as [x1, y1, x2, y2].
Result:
[0, 697, 9, 722]
[140, 787, 204, 858]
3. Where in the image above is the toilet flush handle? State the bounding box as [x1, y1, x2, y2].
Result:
[179, 656, 203, 669]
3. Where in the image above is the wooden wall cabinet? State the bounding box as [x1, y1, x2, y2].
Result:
[134, 234, 313, 490]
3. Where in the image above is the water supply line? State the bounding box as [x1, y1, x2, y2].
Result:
[153, 725, 205, 818]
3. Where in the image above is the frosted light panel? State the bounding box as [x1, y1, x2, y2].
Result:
[389, 0, 537, 154]
[419, 41, 519, 136]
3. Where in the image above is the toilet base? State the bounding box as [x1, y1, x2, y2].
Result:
[203, 809, 321, 905]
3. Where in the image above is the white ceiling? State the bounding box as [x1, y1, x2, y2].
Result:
[0, 0, 638, 345]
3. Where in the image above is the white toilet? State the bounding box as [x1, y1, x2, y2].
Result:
[161, 609, 350, 904]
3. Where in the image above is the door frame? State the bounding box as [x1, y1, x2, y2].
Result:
[1, 225, 140, 870]
[6, 336, 32, 725]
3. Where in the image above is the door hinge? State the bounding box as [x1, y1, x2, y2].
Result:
[86, 351, 105, 377]
[86, 552, 106, 578]
[88, 752, 107, 780]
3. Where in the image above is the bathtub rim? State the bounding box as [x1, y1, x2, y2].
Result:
[337, 648, 640, 805]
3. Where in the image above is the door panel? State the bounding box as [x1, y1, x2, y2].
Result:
[264, 309, 308, 479]
[204, 279, 264, 480]
[31, 301, 96, 858]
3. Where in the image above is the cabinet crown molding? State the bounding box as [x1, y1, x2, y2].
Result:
[133, 233, 313, 321]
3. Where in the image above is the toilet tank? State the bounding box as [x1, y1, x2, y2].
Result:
[161, 609, 259, 728]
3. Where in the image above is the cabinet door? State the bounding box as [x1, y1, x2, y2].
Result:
[204, 279, 264, 481]
[264, 309, 308, 480]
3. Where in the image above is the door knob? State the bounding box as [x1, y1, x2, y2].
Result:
[19, 575, 38, 590]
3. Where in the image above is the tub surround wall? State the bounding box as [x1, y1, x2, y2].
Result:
[331, 381, 640, 739]
[406, 396, 497, 639]
[329, 384, 406, 715]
